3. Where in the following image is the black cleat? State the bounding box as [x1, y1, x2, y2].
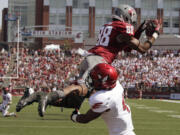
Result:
[16, 98, 29, 112]
[16, 104, 23, 112]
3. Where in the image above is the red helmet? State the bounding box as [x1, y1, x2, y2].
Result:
[90, 63, 119, 90]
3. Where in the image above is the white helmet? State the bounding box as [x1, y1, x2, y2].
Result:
[112, 4, 137, 25]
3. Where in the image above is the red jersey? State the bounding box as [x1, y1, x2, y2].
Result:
[88, 21, 134, 64]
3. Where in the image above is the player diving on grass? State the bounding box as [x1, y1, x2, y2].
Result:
[16, 4, 161, 117]
[16, 87, 85, 113]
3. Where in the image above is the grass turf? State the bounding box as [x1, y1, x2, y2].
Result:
[0, 97, 180, 135]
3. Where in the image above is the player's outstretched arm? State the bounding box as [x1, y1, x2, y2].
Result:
[71, 109, 102, 123]
[128, 19, 161, 53]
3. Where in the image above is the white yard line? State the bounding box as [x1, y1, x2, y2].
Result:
[130, 101, 180, 119]
[168, 115, 180, 119]
[159, 99, 180, 104]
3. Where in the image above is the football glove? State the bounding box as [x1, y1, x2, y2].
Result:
[134, 20, 148, 39]
[145, 19, 161, 37]
[71, 109, 80, 122]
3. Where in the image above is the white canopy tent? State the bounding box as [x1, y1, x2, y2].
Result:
[44, 44, 60, 50]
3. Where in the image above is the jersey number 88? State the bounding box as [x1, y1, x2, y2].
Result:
[96, 26, 113, 46]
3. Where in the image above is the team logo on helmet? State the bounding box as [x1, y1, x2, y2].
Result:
[89, 63, 119, 90]
[112, 4, 137, 25]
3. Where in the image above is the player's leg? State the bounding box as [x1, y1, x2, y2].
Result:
[38, 85, 87, 117]
[16, 90, 46, 112]
[16, 88, 31, 108]
[38, 90, 64, 117]
[2, 105, 16, 117]
[49, 92, 85, 109]
[38, 57, 89, 117]
[3, 112, 17, 117]
[0, 104, 3, 112]
[38, 55, 105, 117]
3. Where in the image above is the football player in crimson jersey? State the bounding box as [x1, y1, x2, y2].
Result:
[71, 63, 136, 135]
[28, 4, 160, 117]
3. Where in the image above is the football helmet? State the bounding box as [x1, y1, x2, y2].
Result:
[89, 63, 119, 90]
[112, 4, 137, 25]
[2, 87, 9, 94]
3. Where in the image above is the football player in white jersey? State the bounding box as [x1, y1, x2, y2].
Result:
[71, 63, 136, 135]
[0, 87, 16, 117]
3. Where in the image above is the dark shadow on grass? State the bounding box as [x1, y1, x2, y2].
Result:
[45, 113, 69, 116]
[37, 117, 69, 121]
[37, 113, 70, 121]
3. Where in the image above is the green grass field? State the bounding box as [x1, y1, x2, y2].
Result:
[0, 97, 180, 135]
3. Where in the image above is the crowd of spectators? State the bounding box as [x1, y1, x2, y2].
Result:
[0, 47, 179, 94]
[112, 49, 180, 93]
[1, 47, 83, 92]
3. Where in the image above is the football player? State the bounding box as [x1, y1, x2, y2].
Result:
[71, 63, 136, 135]
[16, 87, 84, 113]
[24, 4, 160, 117]
[0, 87, 16, 117]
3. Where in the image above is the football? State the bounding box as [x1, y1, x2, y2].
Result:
[145, 20, 157, 37]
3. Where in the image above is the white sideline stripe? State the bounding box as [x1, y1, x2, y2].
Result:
[159, 100, 180, 103]
[0, 125, 180, 131]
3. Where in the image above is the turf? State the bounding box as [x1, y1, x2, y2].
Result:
[0, 97, 180, 135]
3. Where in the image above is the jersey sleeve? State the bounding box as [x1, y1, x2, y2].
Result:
[7, 94, 12, 102]
[89, 92, 111, 113]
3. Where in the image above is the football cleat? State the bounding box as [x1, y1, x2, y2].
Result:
[16, 98, 28, 112]
[16, 104, 23, 112]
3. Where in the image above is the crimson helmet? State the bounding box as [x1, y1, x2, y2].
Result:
[112, 4, 137, 25]
[89, 63, 119, 90]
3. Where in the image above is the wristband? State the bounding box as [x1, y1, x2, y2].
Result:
[152, 32, 159, 39]
[72, 114, 78, 122]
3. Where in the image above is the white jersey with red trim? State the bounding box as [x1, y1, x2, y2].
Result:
[89, 81, 135, 135]
[2, 93, 12, 106]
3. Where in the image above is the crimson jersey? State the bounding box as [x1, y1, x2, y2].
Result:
[89, 21, 134, 64]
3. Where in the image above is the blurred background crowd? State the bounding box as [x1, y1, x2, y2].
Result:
[0, 47, 179, 95]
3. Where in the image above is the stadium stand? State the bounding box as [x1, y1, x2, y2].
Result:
[0, 47, 179, 99]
